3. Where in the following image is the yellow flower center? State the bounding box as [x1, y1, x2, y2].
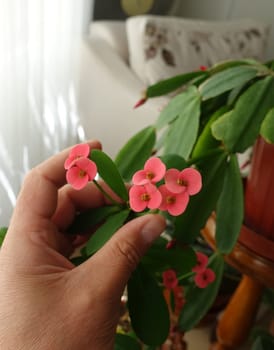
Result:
[79, 170, 86, 178]
[166, 196, 176, 204]
[141, 193, 150, 202]
[146, 171, 154, 180]
[177, 179, 188, 186]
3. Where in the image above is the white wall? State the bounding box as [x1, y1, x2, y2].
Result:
[172, 0, 274, 60]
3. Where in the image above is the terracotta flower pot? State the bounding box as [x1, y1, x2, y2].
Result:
[239, 137, 274, 263]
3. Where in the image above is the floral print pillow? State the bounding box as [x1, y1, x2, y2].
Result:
[126, 15, 269, 85]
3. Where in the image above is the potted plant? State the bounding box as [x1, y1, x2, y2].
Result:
[1, 58, 274, 349]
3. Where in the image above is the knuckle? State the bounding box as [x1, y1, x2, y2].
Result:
[115, 239, 142, 271]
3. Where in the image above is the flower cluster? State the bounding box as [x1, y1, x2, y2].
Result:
[129, 157, 202, 216]
[192, 252, 216, 289]
[64, 144, 97, 190]
[162, 251, 215, 292]
[162, 270, 185, 314]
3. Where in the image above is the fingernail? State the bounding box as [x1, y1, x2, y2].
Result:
[141, 214, 166, 244]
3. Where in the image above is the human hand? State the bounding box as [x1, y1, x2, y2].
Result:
[0, 141, 166, 350]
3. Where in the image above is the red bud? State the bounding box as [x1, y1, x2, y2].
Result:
[133, 97, 147, 109]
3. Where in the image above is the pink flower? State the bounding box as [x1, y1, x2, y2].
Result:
[158, 185, 189, 216]
[132, 157, 166, 185]
[162, 269, 178, 290]
[129, 183, 162, 212]
[194, 268, 216, 289]
[66, 157, 97, 190]
[64, 143, 90, 170]
[165, 168, 202, 195]
[192, 252, 209, 273]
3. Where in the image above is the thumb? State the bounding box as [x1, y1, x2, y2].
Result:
[78, 214, 166, 296]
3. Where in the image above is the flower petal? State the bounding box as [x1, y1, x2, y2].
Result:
[147, 188, 162, 209]
[129, 185, 148, 212]
[158, 185, 189, 216]
[64, 156, 75, 170]
[165, 168, 184, 193]
[192, 252, 208, 273]
[66, 167, 89, 190]
[162, 269, 178, 290]
[180, 168, 202, 195]
[194, 268, 216, 288]
[64, 143, 90, 169]
[70, 143, 90, 158]
[167, 192, 189, 216]
[158, 185, 169, 211]
[75, 158, 97, 181]
[132, 170, 149, 185]
[144, 157, 166, 183]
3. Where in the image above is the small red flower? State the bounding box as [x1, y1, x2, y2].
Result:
[158, 185, 189, 216]
[64, 143, 90, 169]
[132, 157, 166, 185]
[66, 157, 97, 190]
[129, 183, 162, 212]
[194, 268, 216, 289]
[165, 168, 202, 195]
[192, 252, 209, 273]
[163, 269, 178, 290]
[199, 65, 208, 71]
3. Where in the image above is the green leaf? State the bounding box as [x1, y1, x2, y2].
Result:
[173, 151, 227, 243]
[209, 58, 261, 74]
[212, 76, 274, 153]
[200, 65, 258, 100]
[91, 150, 128, 201]
[163, 88, 201, 158]
[227, 81, 249, 106]
[127, 264, 170, 346]
[251, 334, 274, 350]
[115, 126, 156, 182]
[156, 86, 200, 130]
[147, 71, 208, 98]
[159, 154, 187, 170]
[114, 333, 141, 350]
[211, 111, 233, 141]
[67, 205, 120, 234]
[260, 107, 274, 143]
[178, 254, 224, 331]
[192, 106, 229, 158]
[215, 155, 244, 253]
[0, 227, 8, 247]
[142, 237, 196, 275]
[85, 209, 130, 256]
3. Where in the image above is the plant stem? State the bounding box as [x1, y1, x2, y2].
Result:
[178, 271, 195, 281]
[209, 250, 222, 263]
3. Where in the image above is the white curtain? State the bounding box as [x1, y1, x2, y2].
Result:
[0, 0, 93, 225]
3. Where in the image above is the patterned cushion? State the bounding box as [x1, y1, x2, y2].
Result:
[126, 15, 269, 85]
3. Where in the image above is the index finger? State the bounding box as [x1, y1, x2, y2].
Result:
[10, 141, 101, 233]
